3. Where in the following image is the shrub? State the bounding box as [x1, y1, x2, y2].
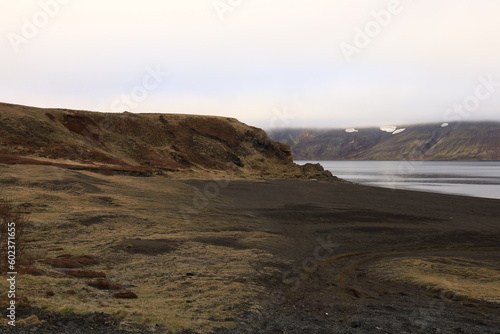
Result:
[75, 255, 99, 266]
[66, 270, 106, 278]
[20, 266, 43, 276]
[113, 291, 138, 299]
[87, 279, 122, 290]
[60, 307, 76, 314]
[41, 255, 99, 268]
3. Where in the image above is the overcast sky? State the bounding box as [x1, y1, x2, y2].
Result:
[1, 0, 499, 129]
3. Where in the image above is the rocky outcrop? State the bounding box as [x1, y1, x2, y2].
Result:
[0, 102, 332, 179]
[268, 122, 500, 161]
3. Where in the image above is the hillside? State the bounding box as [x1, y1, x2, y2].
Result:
[0, 102, 331, 178]
[268, 122, 500, 160]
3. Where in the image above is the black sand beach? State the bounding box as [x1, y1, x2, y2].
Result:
[187, 179, 500, 333]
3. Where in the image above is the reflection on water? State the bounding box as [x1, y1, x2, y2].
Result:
[296, 161, 500, 200]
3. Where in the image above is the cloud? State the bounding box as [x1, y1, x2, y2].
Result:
[1, 0, 499, 128]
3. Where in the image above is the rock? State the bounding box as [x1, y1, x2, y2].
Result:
[300, 163, 334, 179]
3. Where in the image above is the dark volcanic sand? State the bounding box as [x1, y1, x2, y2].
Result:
[186, 179, 500, 334]
[2, 178, 499, 333]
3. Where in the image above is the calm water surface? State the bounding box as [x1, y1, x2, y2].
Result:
[296, 161, 500, 200]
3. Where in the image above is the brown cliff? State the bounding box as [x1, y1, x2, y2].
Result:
[0, 102, 332, 179]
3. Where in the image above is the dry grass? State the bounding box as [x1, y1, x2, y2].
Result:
[67, 270, 106, 278]
[20, 266, 43, 276]
[371, 256, 500, 303]
[41, 255, 99, 268]
[0, 164, 282, 332]
[0, 197, 28, 273]
[87, 279, 123, 290]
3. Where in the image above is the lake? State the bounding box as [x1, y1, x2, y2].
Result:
[296, 161, 500, 200]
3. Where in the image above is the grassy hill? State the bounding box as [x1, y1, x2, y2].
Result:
[0, 102, 331, 179]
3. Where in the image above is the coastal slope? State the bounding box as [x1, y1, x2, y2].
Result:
[0, 102, 330, 178]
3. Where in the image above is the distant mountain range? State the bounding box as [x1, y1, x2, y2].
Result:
[268, 122, 500, 161]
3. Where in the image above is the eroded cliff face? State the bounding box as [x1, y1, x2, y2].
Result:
[0, 102, 332, 179]
[269, 123, 500, 161]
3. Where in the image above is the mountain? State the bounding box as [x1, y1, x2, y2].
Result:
[268, 122, 500, 160]
[0, 102, 332, 178]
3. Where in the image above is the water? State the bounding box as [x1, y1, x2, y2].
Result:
[296, 161, 500, 200]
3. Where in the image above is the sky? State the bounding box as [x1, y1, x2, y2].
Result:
[1, 0, 499, 129]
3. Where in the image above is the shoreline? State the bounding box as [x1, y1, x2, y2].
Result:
[342, 181, 500, 201]
[296, 160, 500, 200]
